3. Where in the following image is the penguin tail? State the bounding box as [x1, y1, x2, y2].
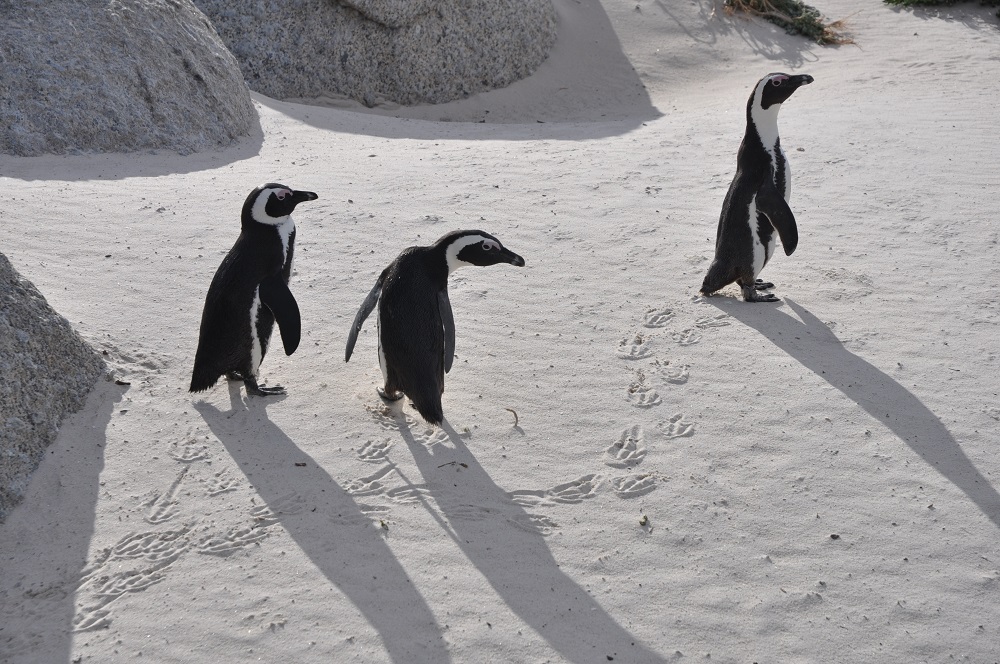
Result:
[409, 391, 444, 426]
[700, 261, 733, 296]
[189, 364, 219, 393]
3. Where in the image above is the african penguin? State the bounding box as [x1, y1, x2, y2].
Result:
[700, 72, 813, 302]
[345, 230, 526, 425]
[190, 183, 318, 396]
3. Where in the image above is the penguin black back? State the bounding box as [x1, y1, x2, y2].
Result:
[345, 230, 525, 425]
[190, 183, 318, 396]
[701, 73, 812, 302]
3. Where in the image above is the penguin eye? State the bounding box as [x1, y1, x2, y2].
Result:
[771, 76, 788, 86]
[482, 240, 499, 252]
[275, 190, 289, 200]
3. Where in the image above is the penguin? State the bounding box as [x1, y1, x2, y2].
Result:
[190, 183, 318, 396]
[700, 72, 813, 302]
[344, 230, 525, 425]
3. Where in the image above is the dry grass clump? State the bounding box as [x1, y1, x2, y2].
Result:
[724, 0, 855, 44]
[884, 0, 1000, 19]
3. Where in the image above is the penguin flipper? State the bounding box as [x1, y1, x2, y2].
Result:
[259, 276, 301, 356]
[345, 276, 383, 362]
[756, 182, 798, 256]
[438, 290, 456, 374]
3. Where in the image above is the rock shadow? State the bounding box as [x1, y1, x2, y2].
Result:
[0, 380, 123, 662]
[0, 118, 263, 182]
[194, 397, 451, 664]
[260, 0, 661, 140]
[384, 415, 667, 663]
[709, 296, 1000, 529]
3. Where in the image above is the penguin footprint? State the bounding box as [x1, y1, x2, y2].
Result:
[73, 607, 113, 632]
[661, 364, 690, 385]
[414, 428, 450, 450]
[695, 314, 731, 329]
[508, 512, 559, 536]
[547, 475, 601, 504]
[205, 470, 239, 497]
[627, 383, 662, 408]
[169, 439, 210, 463]
[617, 334, 654, 360]
[660, 414, 696, 438]
[611, 474, 658, 499]
[671, 329, 702, 346]
[195, 525, 270, 557]
[357, 439, 394, 463]
[111, 529, 190, 563]
[251, 493, 305, 525]
[643, 308, 675, 328]
[386, 484, 431, 504]
[605, 426, 647, 468]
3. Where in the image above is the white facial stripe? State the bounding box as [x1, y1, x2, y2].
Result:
[445, 234, 490, 274]
[251, 187, 293, 225]
[750, 77, 781, 172]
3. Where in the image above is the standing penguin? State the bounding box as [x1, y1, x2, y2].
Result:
[701, 72, 813, 302]
[344, 230, 525, 425]
[190, 183, 318, 396]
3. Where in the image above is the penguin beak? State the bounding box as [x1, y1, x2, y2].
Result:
[791, 74, 814, 87]
[502, 249, 526, 267]
[291, 190, 319, 204]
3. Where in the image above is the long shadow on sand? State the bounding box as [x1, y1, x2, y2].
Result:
[710, 296, 1000, 529]
[0, 380, 123, 662]
[383, 415, 667, 663]
[194, 395, 451, 664]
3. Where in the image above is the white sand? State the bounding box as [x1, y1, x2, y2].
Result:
[3, 0, 1000, 661]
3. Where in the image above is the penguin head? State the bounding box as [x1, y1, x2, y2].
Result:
[756, 73, 814, 110]
[242, 183, 319, 226]
[438, 230, 526, 274]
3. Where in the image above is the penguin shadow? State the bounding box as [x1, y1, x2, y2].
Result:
[709, 297, 1000, 529]
[192, 398, 451, 664]
[385, 415, 667, 664]
[0, 379, 124, 663]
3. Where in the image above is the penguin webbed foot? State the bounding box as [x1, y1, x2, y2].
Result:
[243, 376, 286, 396]
[742, 284, 780, 303]
[754, 279, 775, 290]
[377, 386, 404, 402]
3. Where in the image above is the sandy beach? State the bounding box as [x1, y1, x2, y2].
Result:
[2, 0, 1000, 661]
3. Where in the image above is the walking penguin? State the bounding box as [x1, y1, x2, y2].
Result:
[190, 183, 318, 396]
[700, 72, 813, 302]
[344, 230, 525, 425]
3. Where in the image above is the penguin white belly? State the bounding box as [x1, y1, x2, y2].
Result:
[748, 197, 766, 278]
[275, 218, 294, 265]
[250, 287, 263, 376]
[780, 148, 792, 200]
[376, 308, 388, 385]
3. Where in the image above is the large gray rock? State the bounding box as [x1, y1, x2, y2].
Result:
[0, 253, 104, 521]
[193, 0, 558, 106]
[0, 0, 255, 156]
